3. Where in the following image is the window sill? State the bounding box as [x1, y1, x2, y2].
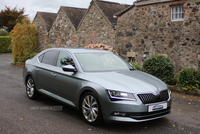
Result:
[171, 19, 184, 22]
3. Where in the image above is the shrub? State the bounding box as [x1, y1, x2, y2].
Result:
[0, 30, 10, 36]
[169, 78, 177, 85]
[129, 62, 142, 71]
[23, 52, 38, 62]
[43, 44, 52, 50]
[85, 44, 118, 55]
[143, 55, 174, 84]
[176, 68, 200, 91]
[10, 18, 37, 64]
[0, 36, 12, 53]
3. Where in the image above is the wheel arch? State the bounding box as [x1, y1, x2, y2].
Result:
[78, 86, 102, 111]
[25, 73, 34, 85]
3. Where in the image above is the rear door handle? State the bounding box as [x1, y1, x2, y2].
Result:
[51, 73, 56, 77]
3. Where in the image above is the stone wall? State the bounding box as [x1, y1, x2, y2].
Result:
[48, 8, 77, 48]
[77, 3, 116, 48]
[116, 0, 200, 73]
[33, 15, 48, 51]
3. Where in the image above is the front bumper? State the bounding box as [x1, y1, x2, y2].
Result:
[102, 95, 172, 123]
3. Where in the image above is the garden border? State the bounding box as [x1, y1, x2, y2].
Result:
[168, 85, 200, 97]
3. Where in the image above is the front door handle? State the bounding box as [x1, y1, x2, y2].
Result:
[51, 73, 56, 77]
[36, 68, 39, 72]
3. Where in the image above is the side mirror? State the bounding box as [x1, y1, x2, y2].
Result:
[62, 65, 77, 72]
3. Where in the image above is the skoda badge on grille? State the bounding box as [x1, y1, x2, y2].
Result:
[154, 88, 160, 95]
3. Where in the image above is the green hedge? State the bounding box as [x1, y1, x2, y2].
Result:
[176, 68, 200, 91]
[143, 55, 174, 84]
[129, 62, 142, 71]
[0, 36, 12, 53]
[0, 30, 9, 36]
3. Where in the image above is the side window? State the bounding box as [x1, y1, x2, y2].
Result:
[38, 54, 44, 62]
[57, 52, 75, 67]
[42, 51, 59, 65]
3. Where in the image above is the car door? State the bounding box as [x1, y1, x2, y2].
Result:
[35, 50, 59, 94]
[54, 51, 78, 102]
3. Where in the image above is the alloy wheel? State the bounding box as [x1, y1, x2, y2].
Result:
[26, 78, 35, 98]
[82, 95, 99, 122]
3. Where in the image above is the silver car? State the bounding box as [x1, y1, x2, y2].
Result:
[23, 48, 172, 125]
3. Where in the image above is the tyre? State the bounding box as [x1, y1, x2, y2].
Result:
[26, 76, 41, 100]
[81, 92, 103, 125]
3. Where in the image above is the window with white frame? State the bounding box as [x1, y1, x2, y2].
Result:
[171, 5, 184, 21]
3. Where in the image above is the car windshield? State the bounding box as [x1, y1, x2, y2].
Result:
[75, 53, 134, 72]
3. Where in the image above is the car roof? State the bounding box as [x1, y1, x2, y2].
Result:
[45, 48, 113, 53]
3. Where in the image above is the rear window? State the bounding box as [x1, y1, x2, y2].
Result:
[41, 51, 59, 65]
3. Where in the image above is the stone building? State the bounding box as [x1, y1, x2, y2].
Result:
[33, 0, 200, 73]
[33, 0, 130, 50]
[33, 12, 57, 50]
[76, 0, 130, 48]
[114, 0, 200, 73]
[48, 6, 87, 48]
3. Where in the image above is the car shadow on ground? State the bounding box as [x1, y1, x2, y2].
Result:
[34, 94, 171, 133]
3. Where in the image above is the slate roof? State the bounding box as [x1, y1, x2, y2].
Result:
[37, 12, 57, 31]
[94, 0, 131, 25]
[113, 5, 134, 17]
[134, 0, 150, 3]
[134, 0, 176, 5]
[114, 0, 175, 17]
[61, 6, 87, 29]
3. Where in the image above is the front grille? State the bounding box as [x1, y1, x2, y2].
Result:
[137, 90, 169, 104]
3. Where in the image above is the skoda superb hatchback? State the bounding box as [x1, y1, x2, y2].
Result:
[23, 48, 172, 125]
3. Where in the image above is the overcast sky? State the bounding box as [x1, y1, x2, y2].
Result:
[0, 0, 135, 21]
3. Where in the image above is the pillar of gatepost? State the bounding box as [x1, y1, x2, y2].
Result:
[126, 50, 136, 63]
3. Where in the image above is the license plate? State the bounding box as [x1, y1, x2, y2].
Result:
[148, 103, 167, 112]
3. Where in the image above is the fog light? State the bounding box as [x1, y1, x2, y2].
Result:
[114, 112, 126, 116]
[114, 112, 120, 116]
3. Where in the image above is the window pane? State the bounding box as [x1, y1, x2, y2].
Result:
[57, 52, 75, 67]
[38, 54, 44, 62]
[179, 6, 182, 12]
[176, 7, 178, 13]
[172, 7, 175, 13]
[179, 13, 181, 18]
[171, 5, 184, 20]
[42, 51, 59, 65]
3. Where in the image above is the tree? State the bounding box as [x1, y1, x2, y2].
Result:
[0, 6, 27, 32]
[10, 18, 38, 64]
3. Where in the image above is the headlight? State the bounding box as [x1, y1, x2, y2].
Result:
[107, 90, 137, 101]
